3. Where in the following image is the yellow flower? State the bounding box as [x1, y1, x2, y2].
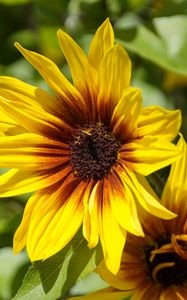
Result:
[79, 135, 187, 300]
[0, 19, 181, 274]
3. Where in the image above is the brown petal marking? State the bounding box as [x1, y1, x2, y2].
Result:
[56, 92, 89, 125]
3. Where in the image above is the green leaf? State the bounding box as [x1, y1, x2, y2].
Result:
[70, 272, 108, 296]
[153, 15, 187, 60]
[117, 15, 187, 76]
[13, 231, 102, 300]
[0, 0, 31, 4]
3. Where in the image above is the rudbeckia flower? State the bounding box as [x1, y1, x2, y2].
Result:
[0, 19, 181, 274]
[78, 135, 187, 299]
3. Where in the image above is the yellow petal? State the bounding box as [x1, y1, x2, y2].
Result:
[0, 165, 72, 197]
[88, 18, 114, 69]
[68, 287, 131, 300]
[83, 181, 99, 248]
[0, 76, 81, 126]
[0, 107, 25, 136]
[120, 136, 181, 176]
[111, 87, 142, 141]
[13, 191, 45, 253]
[26, 175, 85, 260]
[89, 181, 126, 274]
[161, 135, 187, 225]
[134, 174, 167, 236]
[14, 43, 86, 123]
[0, 77, 70, 135]
[118, 165, 177, 220]
[57, 29, 97, 121]
[0, 133, 70, 169]
[57, 29, 88, 87]
[0, 94, 73, 138]
[138, 106, 181, 141]
[106, 170, 144, 236]
[0, 76, 53, 110]
[98, 44, 131, 123]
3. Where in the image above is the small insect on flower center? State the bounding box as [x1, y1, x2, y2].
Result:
[70, 123, 120, 180]
[144, 236, 187, 287]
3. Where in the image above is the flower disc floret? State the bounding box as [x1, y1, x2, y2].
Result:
[70, 123, 120, 180]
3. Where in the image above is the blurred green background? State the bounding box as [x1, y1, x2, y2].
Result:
[0, 0, 187, 299]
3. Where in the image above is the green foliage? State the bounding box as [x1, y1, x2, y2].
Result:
[13, 231, 102, 300]
[117, 15, 187, 76]
[0, 0, 31, 5]
[70, 272, 108, 296]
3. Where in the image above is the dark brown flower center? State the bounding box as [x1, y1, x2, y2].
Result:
[144, 236, 187, 287]
[70, 123, 120, 180]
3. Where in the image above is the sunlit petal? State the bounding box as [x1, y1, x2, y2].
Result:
[13, 191, 46, 253]
[138, 106, 181, 141]
[88, 18, 114, 69]
[27, 175, 85, 260]
[162, 135, 187, 207]
[107, 170, 144, 236]
[0, 108, 25, 136]
[98, 44, 131, 123]
[0, 94, 73, 138]
[0, 165, 72, 197]
[120, 136, 181, 176]
[14, 43, 86, 124]
[57, 29, 97, 121]
[117, 165, 176, 220]
[89, 181, 126, 274]
[0, 133, 70, 169]
[83, 181, 99, 248]
[111, 87, 142, 140]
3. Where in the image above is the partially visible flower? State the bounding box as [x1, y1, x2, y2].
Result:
[0, 19, 181, 274]
[75, 135, 187, 300]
